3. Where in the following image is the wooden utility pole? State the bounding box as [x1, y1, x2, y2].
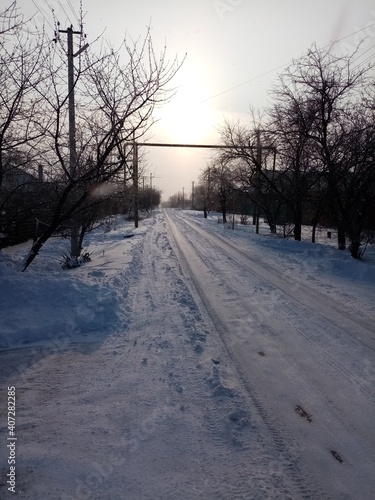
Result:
[132, 140, 139, 228]
[59, 26, 89, 256]
[232, 198, 235, 230]
[150, 172, 153, 212]
[255, 129, 262, 235]
[191, 181, 194, 209]
[123, 145, 127, 188]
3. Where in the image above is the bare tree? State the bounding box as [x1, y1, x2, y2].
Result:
[204, 157, 235, 224]
[331, 106, 375, 257]
[275, 44, 372, 253]
[0, 3, 54, 248]
[217, 44, 374, 254]
[217, 118, 279, 233]
[139, 186, 161, 212]
[0, 1, 22, 35]
[20, 25, 183, 270]
[0, 4, 48, 190]
[267, 85, 325, 241]
[198, 167, 216, 218]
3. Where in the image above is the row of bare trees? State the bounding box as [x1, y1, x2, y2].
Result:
[0, 2, 182, 269]
[191, 45, 375, 259]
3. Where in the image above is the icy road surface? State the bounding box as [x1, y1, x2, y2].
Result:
[0, 209, 374, 499]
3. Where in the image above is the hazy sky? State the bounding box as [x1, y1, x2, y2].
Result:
[30, 1, 375, 200]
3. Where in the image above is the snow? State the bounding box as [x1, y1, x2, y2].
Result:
[0, 210, 374, 499]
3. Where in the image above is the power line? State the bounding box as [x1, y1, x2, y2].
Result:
[200, 64, 286, 104]
[200, 22, 375, 104]
[31, 0, 54, 29]
[353, 43, 375, 68]
[58, 0, 74, 26]
[354, 51, 375, 69]
[353, 42, 375, 61]
[330, 22, 375, 48]
[66, 0, 79, 24]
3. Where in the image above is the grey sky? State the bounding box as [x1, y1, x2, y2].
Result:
[30, 0, 375, 199]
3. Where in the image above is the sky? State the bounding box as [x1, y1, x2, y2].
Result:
[28, 0, 375, 200]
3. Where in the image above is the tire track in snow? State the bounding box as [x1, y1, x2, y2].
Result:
[169, 211, 375, 478]
[125, 212, 313, 499]
[177, 212, 375, 351]
[164, 210, 325, 500]
[172, 212, 375, 415]
[165, 209, 375, 500]
[170, 212, 375, 409]
[144, 214, 289, 499]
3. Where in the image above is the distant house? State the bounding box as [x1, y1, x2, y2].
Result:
[1, 166, 41, 190]
[0, 166, 52, 247]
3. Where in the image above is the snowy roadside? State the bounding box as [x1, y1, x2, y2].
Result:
[0, 216, 147, 351]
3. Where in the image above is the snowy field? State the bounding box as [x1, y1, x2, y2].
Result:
[0, 209, 374, 499]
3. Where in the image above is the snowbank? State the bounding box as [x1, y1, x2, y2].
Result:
[0, 216, 149, 350]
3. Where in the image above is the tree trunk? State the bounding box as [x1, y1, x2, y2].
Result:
[349, 227, 362, 259]
[266, 212, 277, 233]
[78, 225, 86, 254]
[22, 226, 55, 271]
[311, 219, 318, 243]
[349, 240, 361, 259]
[221, 199, 227, 224]
[337, 227, 346, 250]
[293, 222, 302, 241]
[293, 205, 302, 241]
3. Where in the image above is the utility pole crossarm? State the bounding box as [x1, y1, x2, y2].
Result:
[131, 142, 275, 151]
[74, 42, 89, 57]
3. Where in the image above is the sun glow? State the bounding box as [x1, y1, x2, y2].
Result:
[155, 67, 218, 144]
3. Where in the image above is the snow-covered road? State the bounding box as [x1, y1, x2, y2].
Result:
[0, 209, 374, 499]
[166, 209, 375, 499]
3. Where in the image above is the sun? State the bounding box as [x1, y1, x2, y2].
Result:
[154, 66, 217, 144]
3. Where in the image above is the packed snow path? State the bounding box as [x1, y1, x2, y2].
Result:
[165, 209, 375, 499]
[0, 209, 374, 499]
